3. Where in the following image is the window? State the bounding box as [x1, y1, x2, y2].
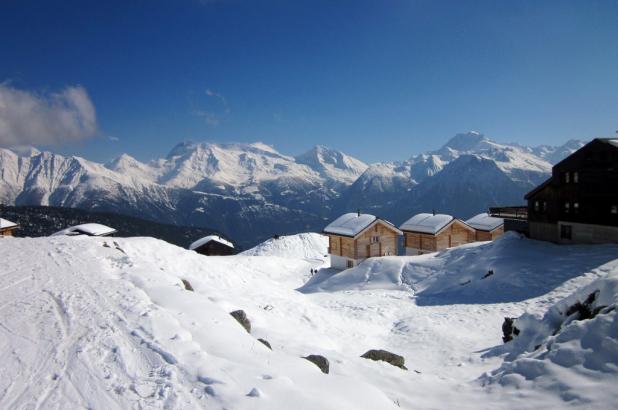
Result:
[612, 205, 618, 215]
[346, 260, 353, 268]
[573, 202, 579, 214]
[534, 201, 540, 212]
[370, 235, 379, 244]
[560, 225, 572, 240]
[564, 202, 570, 213]
[573, 172, 579, 183]
[542, 201, 547, 213]
[564, 172, 570, 183]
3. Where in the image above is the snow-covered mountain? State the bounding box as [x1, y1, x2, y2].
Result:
[0, 133, 584, 247]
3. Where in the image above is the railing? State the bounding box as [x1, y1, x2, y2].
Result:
[489, 206, 528, 220]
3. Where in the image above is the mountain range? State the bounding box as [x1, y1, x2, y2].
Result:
[0, 132, 584, 247]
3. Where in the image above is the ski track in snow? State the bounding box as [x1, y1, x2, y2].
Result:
[0, 233, 616, 409]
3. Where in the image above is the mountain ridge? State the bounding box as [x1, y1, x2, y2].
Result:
[0, 132, 586, 247]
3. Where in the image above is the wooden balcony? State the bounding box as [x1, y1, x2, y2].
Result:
[489, 206, 528, 220]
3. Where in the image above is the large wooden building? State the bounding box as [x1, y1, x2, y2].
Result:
[465, 213, 504, 241]
[0, 218, 18, 236]
[324, 212, 402, 270]
[525, 138, 618, 244]
[400, 213, 476, 255]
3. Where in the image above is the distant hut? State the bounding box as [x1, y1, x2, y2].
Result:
[465, 213, 504, 241]
[323, 212, 402, 270]
[189, 235, 236, 256]
[52, 223, 117, 237]
[400, 213, 475, 255]
[0, 218, 19, 236]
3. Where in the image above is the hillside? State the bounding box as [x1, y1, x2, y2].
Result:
[0, 205, 226, 249]
[0, 133, 584, 247]
[1, 233, 616, 409]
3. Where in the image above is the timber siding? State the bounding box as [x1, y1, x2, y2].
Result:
[326, 219, 401, 269]
[403, 219, 475, 255]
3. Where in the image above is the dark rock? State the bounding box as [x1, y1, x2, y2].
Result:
[502, 317, 520, 343]
[230, 310, 251, 333]
[482, 269, 494, 279]
[181, 279, 194, 292]
[566, 291, 599, 320]
[303, 355, 329, 374]
[361, 349, 407, 370]
[258, 338, 272, 349]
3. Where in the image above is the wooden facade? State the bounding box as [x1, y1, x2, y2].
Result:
[0, 227, 16, 236]
[193, 240, 236, 256]
[474, 226, 504, 241]
[327, 220, 401, 269]
[525, 139, 618, 243]
[403, 219, 475, 255]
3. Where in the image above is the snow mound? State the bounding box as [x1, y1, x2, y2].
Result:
[303, 233, 618, 305]
[481, 272, 618, 407]
[241, 232, 328, 261]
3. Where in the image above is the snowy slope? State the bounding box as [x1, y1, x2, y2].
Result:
[241, 232, 328, 261]
[1, 231, 617, 409]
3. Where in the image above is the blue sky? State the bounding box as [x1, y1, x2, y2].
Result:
[1, 0, 617, 163]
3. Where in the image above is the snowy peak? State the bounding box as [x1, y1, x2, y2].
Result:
[440, 131, 490, 153]
[295, 145, 367, 185]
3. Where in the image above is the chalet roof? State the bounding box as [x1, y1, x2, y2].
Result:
[323, 213, 401, 237]
[400, 213, 454, 234]
[524, 177, 552, 200]
[465, 213, 504, 231]
[324, 213, 377, 237]
[0, 218, 18, 229]
[52, 223, 117, 237]
[189, 235, 234, 251]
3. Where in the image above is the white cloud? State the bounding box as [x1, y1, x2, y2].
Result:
[0, 83, 97, 146]
[195, 88, 230, 127]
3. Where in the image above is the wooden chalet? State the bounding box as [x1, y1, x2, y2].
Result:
[0, 218, 18, 236]
[525, 138, 618, 244]
[400, 213, 475, 255]
[465, 213, 504, 241]
[189, 235, 236, 256]
[324, 212, 402, 270]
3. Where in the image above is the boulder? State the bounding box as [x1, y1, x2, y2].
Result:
[303, 354, 329, 374]
[181, 279, 194, 292]
[502, 317, 520, 343]
[230, 310, 251, 333]
[258, 338, 272, 350]
[361, 349, 407, 370]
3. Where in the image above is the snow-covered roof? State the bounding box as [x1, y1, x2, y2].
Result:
[399, 213, 454, 234]
[465, 213, 504, 231]
[189, 235, 234, 251]
[52, 223, 117, 237]
[0, 218, 18, 229]
[323, 213, 377, 237]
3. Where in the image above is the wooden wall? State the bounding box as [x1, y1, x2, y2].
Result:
[404, 220, 475, 253]
[328, 221, 399, 260]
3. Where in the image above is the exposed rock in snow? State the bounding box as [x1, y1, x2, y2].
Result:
[303, 355, 330, 374]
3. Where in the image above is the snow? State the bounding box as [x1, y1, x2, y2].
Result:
[51, 223, 117, 237]
[2, 230, 618, 409]
[0, 217, 18, 229]
[189, 235, 234, 250]
[323, 213, 377, 237]
[400, 213, 453, 234]
[465, 213, 504, 231]
[241, 233, 328, 261]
